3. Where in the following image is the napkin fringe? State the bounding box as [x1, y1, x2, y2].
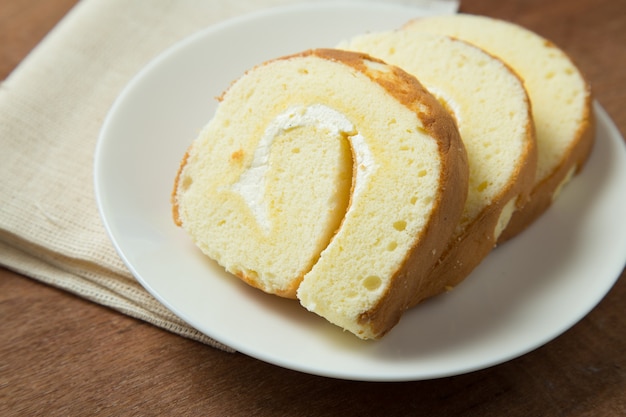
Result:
[0, 235, 235, 352]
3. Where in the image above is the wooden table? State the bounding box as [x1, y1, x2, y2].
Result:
[1, 0, 625, 415]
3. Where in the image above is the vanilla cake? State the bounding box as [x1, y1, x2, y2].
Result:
[339, 30, 537, 304]
[404, 14, 595, 241]
[173, 49, 469, 339]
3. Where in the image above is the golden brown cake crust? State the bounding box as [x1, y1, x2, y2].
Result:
[298, 50, 469, 338]
[291, 50, 469, 338]
[409, 114, 537, 305]
[408, 56, 538, 307]
[497, 88, 595, 242]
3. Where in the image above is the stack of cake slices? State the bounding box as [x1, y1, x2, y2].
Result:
[172, 14, 594, 339]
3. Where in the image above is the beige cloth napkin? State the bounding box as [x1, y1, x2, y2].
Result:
[0, 0, 458, 351]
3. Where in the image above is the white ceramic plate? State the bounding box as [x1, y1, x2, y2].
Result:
[94, 3, 626, 381]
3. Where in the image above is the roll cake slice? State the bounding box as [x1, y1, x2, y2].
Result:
[172, 49, 469, 339]
[404, 14, 595, 242]
[338, 30, 537, 304]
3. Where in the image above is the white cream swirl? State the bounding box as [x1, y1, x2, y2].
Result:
[230, 104, 376, 231]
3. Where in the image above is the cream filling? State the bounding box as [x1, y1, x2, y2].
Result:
[425, 85, 463, 126]
[552, 165, 577, 202]
[494, 197, 517, 240]
[230, 104, 377, 232]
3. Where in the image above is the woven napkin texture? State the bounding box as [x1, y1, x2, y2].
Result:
[0, 0, 458, 351]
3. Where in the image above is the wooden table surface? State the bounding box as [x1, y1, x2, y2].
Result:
[1, 0, 625, 415]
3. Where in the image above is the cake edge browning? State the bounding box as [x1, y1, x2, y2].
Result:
[497, 86, 595, 242]
[299, 49, 469, 338]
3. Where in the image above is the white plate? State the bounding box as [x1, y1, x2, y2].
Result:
[94, 2, 626, 381]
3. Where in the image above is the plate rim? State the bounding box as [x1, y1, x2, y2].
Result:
[94, 3, 626, 381]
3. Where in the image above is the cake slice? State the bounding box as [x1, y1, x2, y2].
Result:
[173, 49, 469, 339]
[339, 30, 537, 304]
[404, 14, 595, 242]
